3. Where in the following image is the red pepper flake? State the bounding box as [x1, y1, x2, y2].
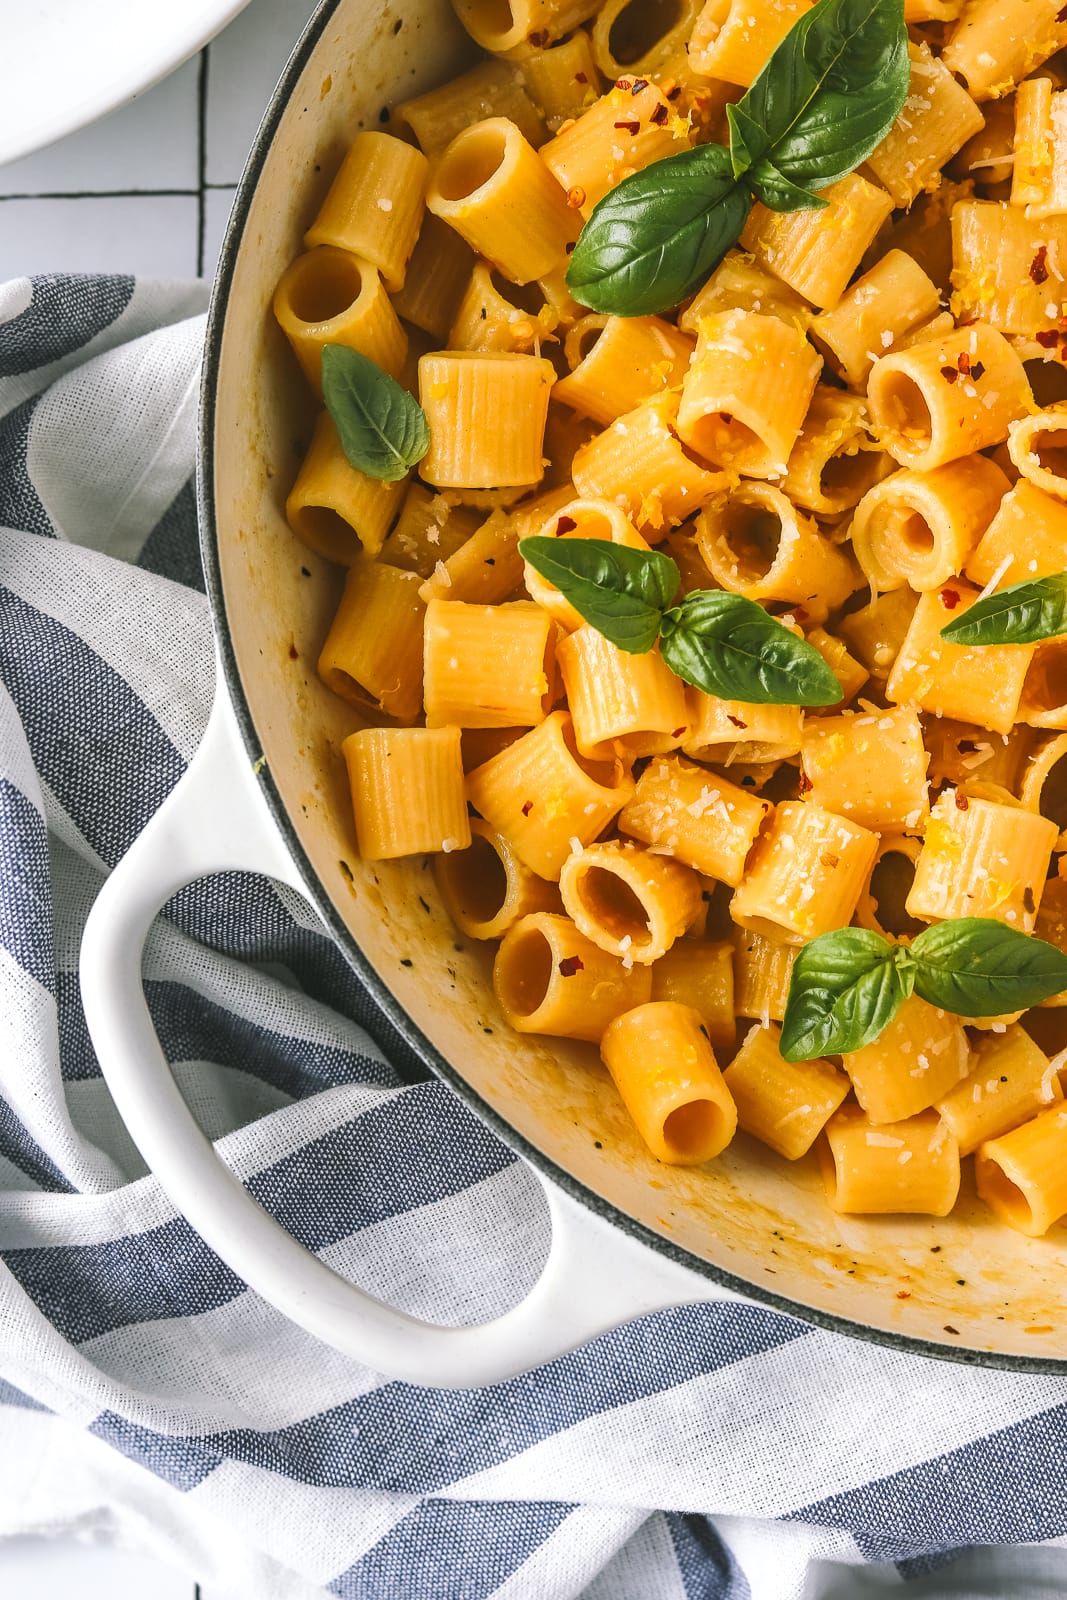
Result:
[559, 955, 584, 977]
[650, 102, 669, 126]
[720, 410, 734, 424]
[1059, 3, 1067, 18]
[575, 71, 588, 84]
[955, 792, 970, 810]
[614, 118, 641, 135]
[798, 773, 813, 794]
[288, 643, 299, 660]
[665, 83, 683, 101]
[943, 1325, 960, 1335]
[521, 799, 534, 817]
[956, 351, 971, 376]
[896, 1291, 911, 1300]
[1038, 329, 1061, 348]
[971, 360, 986, 380]
[1024, 885, 1037, 914]
[630, 78, 648, 94]
[1031, 246, 1050, 285]
[615, 77, 632, 91]
[555, 515, 577, 535]
[567, 185, 586, 209]
[727, 714, 748, 728]
[821, 852, 840, 870]
[671, 725, 686, 738]
[528, 28, 550, 46]
[940, 586, 961, 610]
[940, 365, 959, 385]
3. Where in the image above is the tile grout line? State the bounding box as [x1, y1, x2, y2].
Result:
[0, 189, 200, 200]
[196, 45, 210, 277]
[0, 185, 238, 200]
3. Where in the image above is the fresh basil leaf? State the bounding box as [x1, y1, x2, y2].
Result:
[780, 929, 914, 1062]
[911, 919, 1067, 1016]
[321, 344, 428, 482]
[939, 574, 1067, 646]
[565, 143, 753, 318]
[737, 0, 910, 195]
[748, 158, 830, 214]
[518, 536, 678, 653]
[726, 103, 763, 179]
[658, 591, 843, 706]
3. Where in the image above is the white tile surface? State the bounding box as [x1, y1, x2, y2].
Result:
[0, 0, 318, 283]
[0, 56, 201, 195]
[0, 1536, 196, 1599]
[205, 0, 316, 185]
[0, 195, 199, 278]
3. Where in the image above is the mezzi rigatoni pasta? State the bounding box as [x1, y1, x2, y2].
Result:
[273, 0, 1067, 1232]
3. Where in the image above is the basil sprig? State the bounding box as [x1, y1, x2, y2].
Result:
[321, 344, 429, 481]
[519, 535, 841, 706]
[565, 144, 754, 322]
[940, 573, 1067, 647]
[780, 920, 1067, 1062]
[565, 0, 909, 317]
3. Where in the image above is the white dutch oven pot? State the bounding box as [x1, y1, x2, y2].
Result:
[82, 0, 1067, 1387]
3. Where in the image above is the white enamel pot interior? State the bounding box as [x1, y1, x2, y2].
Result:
[82, 0, 1067, 1382]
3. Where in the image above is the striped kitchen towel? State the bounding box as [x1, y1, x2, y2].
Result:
[4, 272, 1067, 1600]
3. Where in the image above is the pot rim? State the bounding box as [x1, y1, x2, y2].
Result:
[196, 0, 1067, 1375]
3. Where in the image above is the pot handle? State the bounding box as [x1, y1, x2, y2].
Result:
[80, 675, 739, 1389]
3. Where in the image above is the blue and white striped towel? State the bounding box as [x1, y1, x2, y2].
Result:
[4, 273, 1067, 1600]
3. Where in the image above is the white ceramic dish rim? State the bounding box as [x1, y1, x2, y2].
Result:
[0, 0, 252, 168]
[184, 0, 1067, 1376]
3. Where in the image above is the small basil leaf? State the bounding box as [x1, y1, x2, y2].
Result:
[911, 919, 1067, 1016]
[658, 591, 843, 706]
[726, 102, 764, 179]
[737, 0, 910, 194]
[321, 344, 428, 481]
[565, 143, 753, 317]
[780, 928, 909, 1061]
[939, 574, 1067, 646]
[518, 536, 678, 653]
[748, 158, 830, 213]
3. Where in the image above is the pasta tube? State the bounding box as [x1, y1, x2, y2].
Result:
[423, 598, 557, 728]
[843, 994, 969, 1124]
[867, 322, 1031, 472]
[938, 1025, 1062, 1156]
[618, 757, 771, 886]
[820, 1105, 960, 1216]
[650, 939, 735, 1050]
[849, 454, 1009, 593]
[800, 706, 930, 834]
[427, 118, 580, 284]
[906, 790, 1057, 931]
[286, 412, 406, 564]
[273, 247, 406, 394]
[559, 840, 703, 964]
[600, 1002, 737, 1164]
[466, 709, 634, 880]
[677, 310, 821, 479]
[731, 803, 879, 945]
[557, 627, 689, 759]
[493, 913, 650, 1041]
[434, 818, 560, 940]
[975, 1104, 1067, 1236]
[343, 727, 470, 860]
[304, 132, 429, 292]
[724, 1022, 850, 1159]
